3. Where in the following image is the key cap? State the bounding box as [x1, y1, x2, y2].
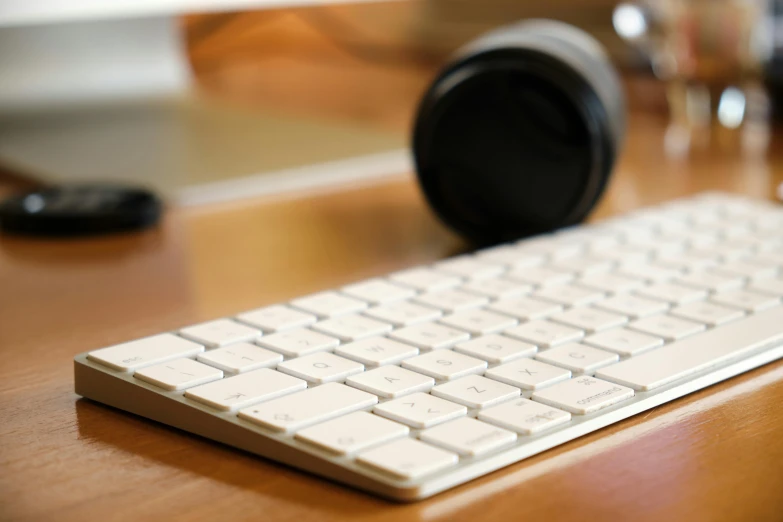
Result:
[710, 289, 781, 312]
[518, 237, 582, 259]
[401, 350, 487, 381]
[335, 338, 418, 367]
[618, 263, 681, 283]
[413, 289, 489, 313]
[236, 305, 316, 333]
[592, 244, 651, 265]
[363, 301, 442, 327]
[356, 438, 458, 480]
[197, 342, 282, 373]
[256, 329, 340, 358]
[552, 256, 615, 276]
[533, 285, 605, 307]
[179, 319, 261, 348]
[628, 315, 706, 341]
[373, 392, 466, 428]
[184, 368, 307, 411]
[295, 411, 409, 455]
[461, 277, 533, 300]
[478, 398, 571, 435]
[420, 417, 517, 457]
[291, 291, 367, 318]
[504, 320, 584, 348]
[487, 297, 563, 321]
[238, 383, 378, 433]
[434, 256, 504, 280]
[430, 375, 520, 409]
[594, 294, 669, 319]
[670, 301, 745, 326]
[475, 245, 545, 268]
[88, 333, 204, 372]
[453, 335, 537, 364]
[657, 251, 720, 272]
[346, 365, 434, 398]
[134, 358, 223, 391]
[710, 261, 777, 280]
[583, 328, 664, 357]
[748, 277, 783, 297]
[438, 309, 517, 335]
[340, 279, 415, 305]
[484, 358, 571, 390]
[310, 314, 392, 341]
[532, 376, 634, 414]
[549, 308, 627, 333]
[578, 272, 645, 294]
[507, 266, 574, 287]
[389, 268, 462, 292]
[596, 306, 783, 391]
[389, 323, 470, 351]
[635, 282, 708, 304]
[535, 343, 619, 375]
[277, 352, 364, 384]
[675, 272, 744, 293]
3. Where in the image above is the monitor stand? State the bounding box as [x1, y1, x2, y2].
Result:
[0, 16, 409, 204]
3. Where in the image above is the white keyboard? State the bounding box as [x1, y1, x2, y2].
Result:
[74, 192, 783, 501]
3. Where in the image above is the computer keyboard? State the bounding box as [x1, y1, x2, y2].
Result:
[74, 192, 783, 501]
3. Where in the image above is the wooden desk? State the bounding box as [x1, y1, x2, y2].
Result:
[2, 111, 783, 521]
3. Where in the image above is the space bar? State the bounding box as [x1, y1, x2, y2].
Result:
[595, 307, 783, 391]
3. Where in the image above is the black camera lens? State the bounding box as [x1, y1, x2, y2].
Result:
[413, 20, 625, 245]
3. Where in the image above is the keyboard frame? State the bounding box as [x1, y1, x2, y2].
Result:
[74, 333, 783, 501]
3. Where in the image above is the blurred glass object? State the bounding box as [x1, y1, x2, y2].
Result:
[615, 0, 773, 153]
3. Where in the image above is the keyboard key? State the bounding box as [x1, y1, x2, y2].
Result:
[335, 338, 418, 367]
[238, 383, 378, 433]
[478, 398, 571, 435]
[453, 335, 537, 364]
[389, 323, 470, 351]
[476, 246, 545, 268]
[236, 305, 316, 333]
[434, 256, 504, 280]
[578, 272, 645, 294]
[430, 375, 520, 409]
[374, 392, 466, 428]
[549, 308, 627, 333]
[311, 314, 392, 341]
[460, 277, 532, 300]
[184, 368, 307, 411]
[552, 256, 615, 275]
[618, 263, 681, 283]
[363, 301, 442, 327]
[670, 302, 745, 327]
[340, 279, 415, 305]
[507, 266, 574, 287]
[88, 333, 204, 371]
[356, 438, 458, 480]
[710, 289, 781, 312]
[533, 285, 605, 307]
[583, 328, 664, 357]
[420, 417, 517, 457]
[596, 306, 783, 391]
[592, 244, 651, 265]
[532, 376, 634, 414]
[535, 343, 619, 374]
[675, 272, 744, 293]
[504, 320, 584, 348]
[518, 237, 582, 259]
[438, 309, 517, 335]
[487, 297, 563, 321]
[748, 277, 783, 297]
[346, 365, 434, 398]
[134, 358, 223, 391]
[256, 329, 340, 358]
[277, 352, 364, 384]
[401, 350, 487, 381]
[389, 268, 462, 292]
[179, 319, 261, 348]
[628, 315, 706, 341]
[710, 260, 777, 280]
[636, 282, 707, 305]
[594, 294, 669, 319]
[484, 358, 571, 390]
[295, 411, 409, 455]
[291, 291, 367, 318]
[197, 342, 282, 373]
[413, 289, 489, 313]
